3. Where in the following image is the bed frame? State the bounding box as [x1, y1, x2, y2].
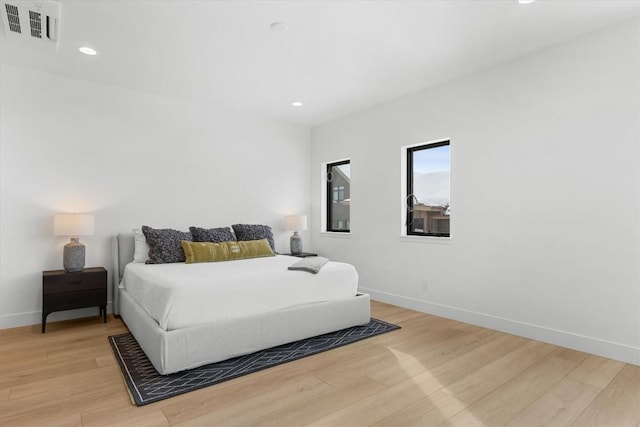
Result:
[111, 233, 371, 375]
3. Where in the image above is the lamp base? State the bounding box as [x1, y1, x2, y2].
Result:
[290, 231, 303, 255]
[63, 238, 85, 272]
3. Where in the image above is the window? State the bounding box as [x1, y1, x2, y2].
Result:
[406, 141, 450, 237]
[333, 186, 345, 203]
[326, 160, 350, 232]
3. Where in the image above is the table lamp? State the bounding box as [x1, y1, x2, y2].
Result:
[54, 214, 95, 272]
[284, 215, 307, 255]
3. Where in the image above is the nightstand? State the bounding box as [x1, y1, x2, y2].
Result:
[42, 267, 107, 333]
[286, 252, 318, 258]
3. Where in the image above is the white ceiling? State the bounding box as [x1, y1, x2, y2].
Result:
[1, 0, 639, 126]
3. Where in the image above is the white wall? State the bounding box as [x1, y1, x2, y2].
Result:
[310, 19, 640, 364]
[0, 65, 310, 328]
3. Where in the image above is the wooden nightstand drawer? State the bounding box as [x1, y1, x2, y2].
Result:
[43, 272, 105, 293]
[44, 289, 105, 312]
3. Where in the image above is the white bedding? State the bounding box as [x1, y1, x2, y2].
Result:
[121, 255, 359, 331]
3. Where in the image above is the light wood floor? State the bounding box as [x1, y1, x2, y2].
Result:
[1, 301, 638, 427]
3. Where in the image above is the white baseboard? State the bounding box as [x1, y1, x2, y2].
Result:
[0, 301, 114, 330]
[362, 287, 639, 366]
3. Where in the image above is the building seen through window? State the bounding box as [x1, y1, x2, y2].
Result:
[327, 160, 350, 232]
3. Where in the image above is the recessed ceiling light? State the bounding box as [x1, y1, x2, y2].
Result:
[291, 101, 303, 107]
[79, 46, 97, 56]
[270, 22, 288, 32]
[518, 0, 536, 4]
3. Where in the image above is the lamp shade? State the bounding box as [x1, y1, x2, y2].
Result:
[54, 214, 95, 236]
[284, 215, 307, 231]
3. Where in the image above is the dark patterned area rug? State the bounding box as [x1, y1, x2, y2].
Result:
[109, 318, 399, 406]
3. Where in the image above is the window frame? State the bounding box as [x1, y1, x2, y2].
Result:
[326, 159, 351, 233]
[406, 140, 450, 238]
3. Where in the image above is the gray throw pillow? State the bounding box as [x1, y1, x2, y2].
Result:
[142, 225, 192, 264]
[189, 226, 235, 243]
[232, 224, 275, 252]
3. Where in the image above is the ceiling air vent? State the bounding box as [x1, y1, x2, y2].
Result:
[1, 0, 60, 47]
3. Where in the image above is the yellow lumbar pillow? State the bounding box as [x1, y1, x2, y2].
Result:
[181, 239, 275, 264]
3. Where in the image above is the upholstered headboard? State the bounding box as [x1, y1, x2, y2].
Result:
[111, 233, 135, 315]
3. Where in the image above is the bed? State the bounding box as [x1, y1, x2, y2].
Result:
[111, 233, 371, 374]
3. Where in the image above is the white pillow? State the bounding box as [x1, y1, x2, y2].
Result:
[132, 228, 150, 263]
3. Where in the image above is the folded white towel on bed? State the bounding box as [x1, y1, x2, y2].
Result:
[288, 256, 329, 274]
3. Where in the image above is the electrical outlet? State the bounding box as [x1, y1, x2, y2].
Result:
[421, 279, 429, 292]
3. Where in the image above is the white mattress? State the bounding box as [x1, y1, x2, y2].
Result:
[121, 255, 359, 331]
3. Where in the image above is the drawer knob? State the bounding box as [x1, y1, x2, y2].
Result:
[69, 280, 83, 285]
